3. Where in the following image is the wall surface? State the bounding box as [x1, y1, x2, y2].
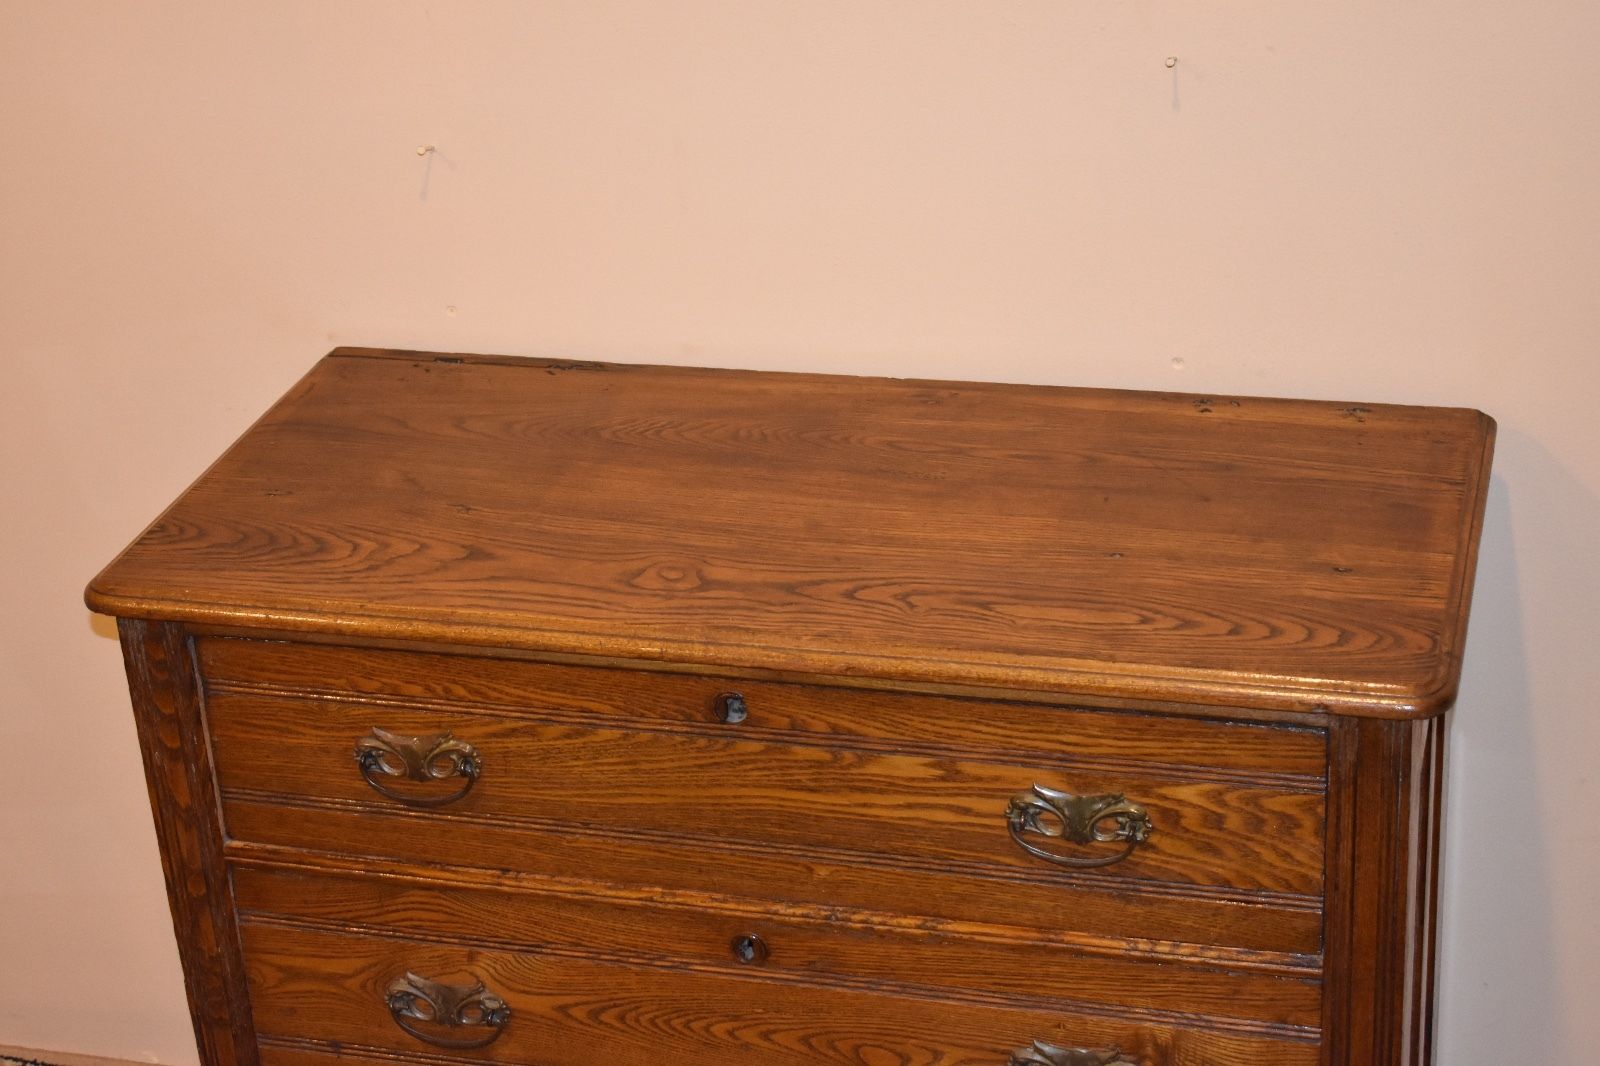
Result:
[2, 2, 1596, 1062]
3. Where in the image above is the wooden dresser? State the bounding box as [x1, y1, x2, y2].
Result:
[87, 348, 1495, 1066]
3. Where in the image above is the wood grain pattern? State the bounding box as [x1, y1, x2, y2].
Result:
[222, 801, 1323, 955]
[87, 348, 1496, 718]
[206, 691, 1325, 896]
[229, 861, 1321, 1026]
[240, 921, 1322, 1066]
[197, 638, 1330, 782]
[87, 352, 1490, 1065]
[226, 845, 1319, 973]
[117, 620, 258, 1066]
[1320, 717, 1444, 1066]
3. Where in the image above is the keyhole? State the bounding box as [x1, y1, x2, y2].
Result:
[731, 933, 768, 964]
[715, 692, 748, 724]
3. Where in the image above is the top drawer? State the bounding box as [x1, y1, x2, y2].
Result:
[200, 640, 1325, 911]
[200, 638, 1329, 955]
[197, 639, 1327, 783]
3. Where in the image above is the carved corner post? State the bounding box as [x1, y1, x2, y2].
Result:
[1322, 715, 1446, 1066]
[119, 619, 258, 1066]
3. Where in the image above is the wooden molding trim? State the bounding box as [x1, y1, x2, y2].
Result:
[118, 620, 258, 1066]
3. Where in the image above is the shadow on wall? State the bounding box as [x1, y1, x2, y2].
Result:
[1435, 438, 1555, 1061]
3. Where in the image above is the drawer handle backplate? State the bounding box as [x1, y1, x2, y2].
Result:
[385, 972, 510, 1049]
[1006, 783, 1152, 869]
[1009, 1040, 1135, 1066]
[356, 727, 481, 807]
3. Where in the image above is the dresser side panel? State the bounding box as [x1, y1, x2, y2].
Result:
[118, 619, 258, 1066]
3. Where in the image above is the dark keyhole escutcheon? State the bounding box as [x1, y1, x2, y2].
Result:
[731, 933, 768, 964]
[715, 692, 748, 724]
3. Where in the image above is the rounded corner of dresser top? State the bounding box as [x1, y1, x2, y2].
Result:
[82, 575, 133, 620]
[1389, 671, 1463, 720]
[1467, 407, 1499, 461]
[1300, 659, 1465, 721]
[82, 565, 169, 624]
[82, 581, 120, 620]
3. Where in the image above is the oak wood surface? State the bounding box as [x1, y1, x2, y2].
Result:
[1320, 716, 1444, 1066]
[229, 862, 1321, 1026]
[87, 351, 1490, 1066]
[226, 845, 1320, 972]
[207, 690, 1325, 896]
[240, 921, 1322, 1066]
[222, 801, 1323, 955]
[117, 621, 258, 1066]
[88, 348, 1496, 718]
[197, 637, 1329, 782]
[193, 623, 1342, 728]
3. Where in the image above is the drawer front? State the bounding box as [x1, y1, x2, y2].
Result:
[208, 690, 1324, 897]
[240, 919, 1322, 1066]
[224, 799, 1322, 955]
[198, 638, 1328, 781]
[231, 862, 1321, 1028]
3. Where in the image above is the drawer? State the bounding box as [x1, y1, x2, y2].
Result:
[197, 638, 1329, 781]
[240, 919, 1322, 1066]
[207, 689, 1324, 897]
[230, 861, 1321, 1028]
[224, 799, 1322, 955]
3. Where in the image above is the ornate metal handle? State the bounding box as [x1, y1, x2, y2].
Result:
[356, 727, 480, 807]
[1006, 783, 1153, 869]
[1009, 1040, 1135, 1066]
[385, 972, 510, 1049]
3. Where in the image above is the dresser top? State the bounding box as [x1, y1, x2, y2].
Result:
[87, 348, 1494, 718]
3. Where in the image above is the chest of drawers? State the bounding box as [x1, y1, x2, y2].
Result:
[88, 348, 1494, 1066]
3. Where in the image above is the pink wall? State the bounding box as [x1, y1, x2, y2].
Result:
[3, 2, 1596, 1061]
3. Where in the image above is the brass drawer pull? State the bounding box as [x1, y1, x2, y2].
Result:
[385, 972, 510, 1049]
[356, 727, 481, 807]
[1009, 1040, 1134, 1066]
[1006, 783, 1153, 869]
